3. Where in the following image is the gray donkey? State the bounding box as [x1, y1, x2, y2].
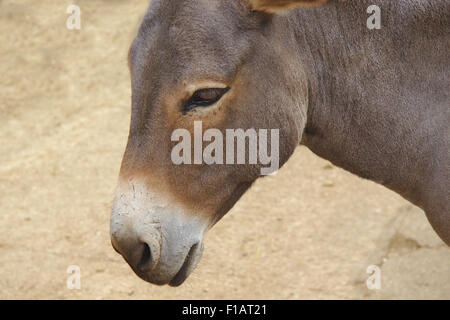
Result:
[110, 0, 449, 286]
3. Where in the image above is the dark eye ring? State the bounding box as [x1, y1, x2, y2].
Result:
[183, 87, 230, 113]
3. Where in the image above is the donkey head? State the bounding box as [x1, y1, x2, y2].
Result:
[111, 0, 325, 286]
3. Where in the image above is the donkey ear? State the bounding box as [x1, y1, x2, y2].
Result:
[248, 0, 328, 13]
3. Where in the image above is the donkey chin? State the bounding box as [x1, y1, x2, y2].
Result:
[110, 181, 207, 286]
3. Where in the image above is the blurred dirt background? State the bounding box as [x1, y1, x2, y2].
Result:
[0, 0, 449, 299]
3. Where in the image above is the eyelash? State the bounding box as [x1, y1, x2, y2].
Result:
[183, 88, 230, 113]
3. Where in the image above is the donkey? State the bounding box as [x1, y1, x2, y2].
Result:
[110, 0, 449, 286]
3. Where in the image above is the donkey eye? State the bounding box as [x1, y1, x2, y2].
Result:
[183, 87, 230, 112]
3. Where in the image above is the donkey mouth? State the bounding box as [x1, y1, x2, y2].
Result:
[169, 243, 203, 287]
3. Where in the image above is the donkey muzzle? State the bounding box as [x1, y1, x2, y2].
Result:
[110, 181, 207, 286]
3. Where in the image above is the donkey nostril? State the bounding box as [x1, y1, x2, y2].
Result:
[137, 243, 153, 272]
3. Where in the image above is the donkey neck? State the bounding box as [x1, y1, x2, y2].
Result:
[279, 1, 448, 207]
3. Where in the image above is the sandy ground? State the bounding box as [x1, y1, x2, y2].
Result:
[0, 0, 449, 300]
